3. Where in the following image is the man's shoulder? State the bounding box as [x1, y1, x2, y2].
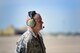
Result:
[17, 30, 32, 43]
[22, 30, 33, 41]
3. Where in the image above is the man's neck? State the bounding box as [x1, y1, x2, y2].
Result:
[32, 28, 39, 33]
[28, 26, 39, 36]
[33, 30, 38, 35]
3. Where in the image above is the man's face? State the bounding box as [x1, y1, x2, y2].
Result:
[34, 14, 43, 30]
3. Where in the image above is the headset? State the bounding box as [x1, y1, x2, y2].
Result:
[27, 11, 45, 29]
[27, 11, 36, 27]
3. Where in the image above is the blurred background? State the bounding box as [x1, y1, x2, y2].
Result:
[0, 0, 80, 53]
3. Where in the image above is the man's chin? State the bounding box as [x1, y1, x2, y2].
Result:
[39, 26, 43, 30]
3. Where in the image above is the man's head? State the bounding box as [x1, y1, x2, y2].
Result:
[33, 14, 43, 31]
[27, 11, 43, 32]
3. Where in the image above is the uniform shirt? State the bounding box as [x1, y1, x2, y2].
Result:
[16, 29, 46, 53]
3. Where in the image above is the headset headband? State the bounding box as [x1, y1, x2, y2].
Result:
[28, 11, 36, 18]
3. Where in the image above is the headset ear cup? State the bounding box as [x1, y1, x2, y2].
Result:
[27, 19, 35, 27]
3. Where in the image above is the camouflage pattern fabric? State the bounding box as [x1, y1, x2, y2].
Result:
[16, 30, 46, 53]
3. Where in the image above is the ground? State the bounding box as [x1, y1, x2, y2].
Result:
[0, 35, 80, 53]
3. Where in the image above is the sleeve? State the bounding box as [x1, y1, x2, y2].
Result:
[22, 32, 32, 53]
[16, 34, 25, 53]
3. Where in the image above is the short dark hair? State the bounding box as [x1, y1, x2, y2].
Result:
[28, 11, 37, 18]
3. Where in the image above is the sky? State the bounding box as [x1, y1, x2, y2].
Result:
[0, 0, 80, 32]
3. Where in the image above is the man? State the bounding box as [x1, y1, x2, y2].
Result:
[16, 11, 46, 53]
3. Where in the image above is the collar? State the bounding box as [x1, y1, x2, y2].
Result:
[27, 26, 41, 38]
